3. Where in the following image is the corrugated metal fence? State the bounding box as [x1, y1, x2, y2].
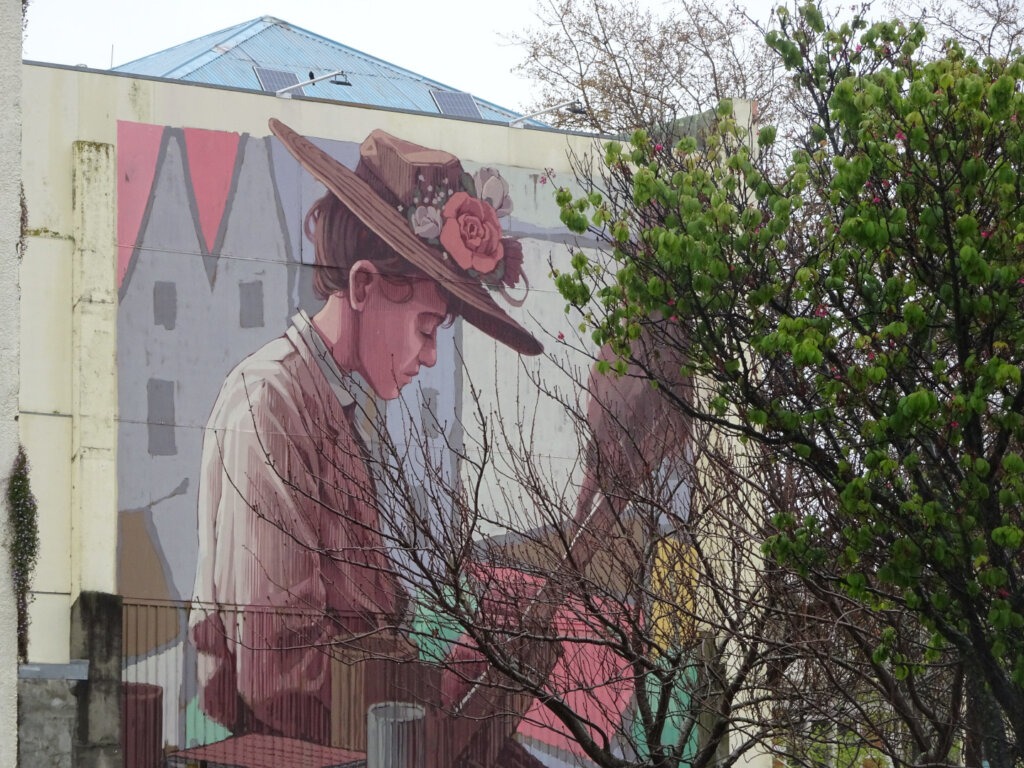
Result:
[120, 599, 525, 768]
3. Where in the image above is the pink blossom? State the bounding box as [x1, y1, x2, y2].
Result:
[539, 175, 548, 185]
[557, 331, 565, 341]
[872, 196, 881, 203]
[654, 143, 664, 152]
[981, 230, 992, 239]
[895, 130, 906, 141]
[855, 44, 863, 52]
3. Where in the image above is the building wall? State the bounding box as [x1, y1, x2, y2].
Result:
[21, 62, 622, 766]
[20, 62, 771, 768]
[20, 62, 598, 665]
[0, 0, 22, 765]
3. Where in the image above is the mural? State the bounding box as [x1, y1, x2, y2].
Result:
[116, 117, 690, 768]
[188, 121, 545, 750]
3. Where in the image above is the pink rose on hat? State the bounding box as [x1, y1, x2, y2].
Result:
[440, 191, 505, 273]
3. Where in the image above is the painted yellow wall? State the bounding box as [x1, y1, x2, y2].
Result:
[19, 61, 775, 768]
[20, 61, 602, 663]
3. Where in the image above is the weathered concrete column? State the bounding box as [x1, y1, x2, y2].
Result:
[67, 138, 120, 767]
[71, 140, 118, 599]
[71, 592, 122, 768]
[0, 0, 23, 766]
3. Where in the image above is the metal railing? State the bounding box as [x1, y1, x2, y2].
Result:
[120, 599, 523, 767]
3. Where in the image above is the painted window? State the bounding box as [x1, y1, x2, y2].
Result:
[153, 281, 177, 330]
[146, 378, 176, 456]
[238, 280, 265, 328]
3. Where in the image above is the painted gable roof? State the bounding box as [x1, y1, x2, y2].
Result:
[113, 16, 525, 123]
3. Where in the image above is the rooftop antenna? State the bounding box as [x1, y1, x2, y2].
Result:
[508, 99, 586, 128]
[275, 69, 351, 98]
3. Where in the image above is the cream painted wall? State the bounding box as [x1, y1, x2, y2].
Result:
[20, 61, 773, 768]
[1, 0, 22, 763]
[20, 62, 601, 663]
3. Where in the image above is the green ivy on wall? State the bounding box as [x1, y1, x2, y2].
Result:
[7, 446, 38, 663]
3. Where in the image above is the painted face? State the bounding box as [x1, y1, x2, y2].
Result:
[357, 277, 448, 400]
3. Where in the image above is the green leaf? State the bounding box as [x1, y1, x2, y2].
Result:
[993, 526, 1024, 549]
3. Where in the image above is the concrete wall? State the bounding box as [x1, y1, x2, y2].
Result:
[1, 0, 22, 766]
[18, 679, 77, 768]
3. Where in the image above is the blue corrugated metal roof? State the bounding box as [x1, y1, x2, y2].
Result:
[113, 16, 529, 124]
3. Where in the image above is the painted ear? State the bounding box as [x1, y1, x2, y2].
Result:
[348, 260, 381, 309]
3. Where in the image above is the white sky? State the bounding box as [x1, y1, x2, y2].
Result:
[22, 0, 776, 113]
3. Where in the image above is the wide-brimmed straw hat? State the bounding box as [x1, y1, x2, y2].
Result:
[268, 118, 542, 356]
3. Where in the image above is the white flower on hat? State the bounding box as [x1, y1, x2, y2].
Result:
[410, 205, 443, 240]
[473, 167, 513, 218]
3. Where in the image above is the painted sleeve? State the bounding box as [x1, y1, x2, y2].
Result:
[192, 366, 335, 742]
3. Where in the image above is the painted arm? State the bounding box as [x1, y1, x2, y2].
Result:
[191, 369, 340, 742]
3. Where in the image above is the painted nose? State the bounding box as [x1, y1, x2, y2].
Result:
[419, 336, 438, 368]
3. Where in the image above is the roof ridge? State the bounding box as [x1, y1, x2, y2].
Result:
[260, 17, 474, 94]
[114, 16, 272, 78]
[112, 15, 528, 121]
[269, 21, 526, 116]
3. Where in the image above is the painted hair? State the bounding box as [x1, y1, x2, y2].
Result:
[304, 192, 426, 300]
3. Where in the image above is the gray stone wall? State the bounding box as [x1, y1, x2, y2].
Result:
[19, 592, 125, 768]
[18, 679, 77, 768]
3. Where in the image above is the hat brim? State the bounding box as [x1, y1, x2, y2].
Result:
[269, 119, 543, 356]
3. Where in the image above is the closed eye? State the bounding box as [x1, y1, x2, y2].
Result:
[418, 314, 444, 338]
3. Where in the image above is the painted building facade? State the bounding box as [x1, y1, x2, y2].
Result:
[19, 56, 765, 768]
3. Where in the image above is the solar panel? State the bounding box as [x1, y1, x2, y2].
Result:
[254, 67, 304, 96]
[431, 90, 482, 119]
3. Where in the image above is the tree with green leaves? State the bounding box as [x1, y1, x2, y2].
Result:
[554, 4, 1024, 765]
